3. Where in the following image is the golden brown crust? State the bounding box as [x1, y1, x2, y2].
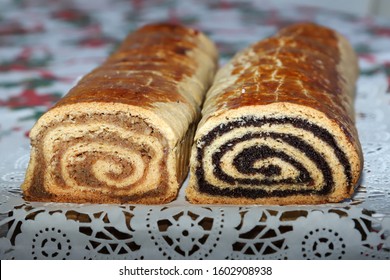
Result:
[201, 23, 358, 140]
[22, 23, 218, 204]
[55, 23, 217, 110]
[187, 23, 363, 205]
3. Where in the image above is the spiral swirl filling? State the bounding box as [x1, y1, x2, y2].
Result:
[195, 116, 351, 198]
[29, 112, 169, 202]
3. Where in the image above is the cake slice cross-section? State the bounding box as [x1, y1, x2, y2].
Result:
[186, 23, 363, 205]
[22, 23, 218, 204]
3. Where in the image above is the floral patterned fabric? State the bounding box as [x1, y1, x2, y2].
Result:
[0, 0, 390, 259]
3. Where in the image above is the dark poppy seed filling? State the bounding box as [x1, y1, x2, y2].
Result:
[187, 23, 362, 205]
[233, 146, 284, 176]
[195, 116, 351, 198]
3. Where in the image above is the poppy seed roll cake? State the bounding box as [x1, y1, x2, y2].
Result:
[186, 23, 363, 205]
[21, 23, 218, 204]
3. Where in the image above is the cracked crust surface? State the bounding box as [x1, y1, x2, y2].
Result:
[187, 23, 363, 205]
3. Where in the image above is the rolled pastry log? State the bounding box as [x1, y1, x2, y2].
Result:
[22, 23, 218, 204]
[187, 23, 363, 205]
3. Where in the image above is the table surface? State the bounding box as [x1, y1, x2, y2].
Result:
[1, 0, 390, 260]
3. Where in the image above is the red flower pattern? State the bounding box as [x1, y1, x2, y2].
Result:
[0, 89, 60, 109]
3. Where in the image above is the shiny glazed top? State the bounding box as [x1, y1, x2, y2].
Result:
[201, 23, 359, 141]
[53, 23, 215, 109]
